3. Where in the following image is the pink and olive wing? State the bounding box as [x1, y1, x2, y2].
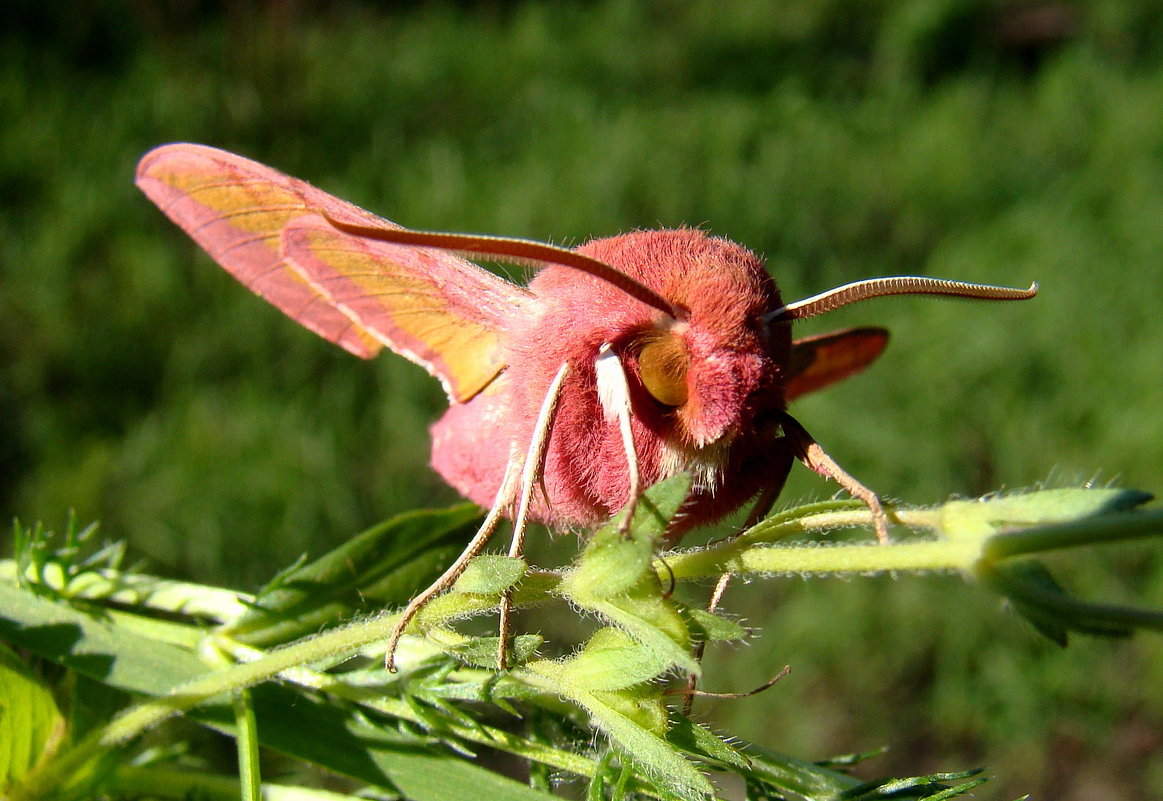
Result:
[136, 143, 530, 402]
[281, 214, 530, 401]
[785, 327, 889, 401]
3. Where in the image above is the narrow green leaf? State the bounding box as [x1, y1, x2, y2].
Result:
[941, 488, 1154, 540]
[233, 688, 262, 801]
[194, 684, 559, 801]
[995, 560, 1072, 646]
[0, 645, 66, 791]
[108, 762, 365, 799]
[978, 559, 1161, 638]
[665, 713, 751, 771]
[587, 751, 616, 801]
[845, 768, 987, 800]
[227, 504, 484, 646]
[728, 743, 864, 798]
[677, 606, 747, 643]
[110, 765, 369, 800]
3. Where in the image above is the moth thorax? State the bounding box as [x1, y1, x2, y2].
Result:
[636, 329, 690, 407]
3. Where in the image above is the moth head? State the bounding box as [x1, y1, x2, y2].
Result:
[574, 230, 787, 450]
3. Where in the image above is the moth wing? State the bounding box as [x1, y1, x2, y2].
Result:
[785, 327, 889, 401]
[136, 143, 530, 402]
[281, 214, 530, 401]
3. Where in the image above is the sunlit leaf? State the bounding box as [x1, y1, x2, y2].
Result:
[0, 645, 66, 792]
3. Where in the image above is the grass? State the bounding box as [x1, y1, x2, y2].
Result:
[2, 1, 1162, 797]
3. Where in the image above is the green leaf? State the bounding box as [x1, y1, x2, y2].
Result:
[227, 504, 484, 646]
[193, 685, 560, 801]
[561, 476, 698, 675]
[0, 582, 209, 695]
[0, 585, 559, 801]
[995, 560, 1072, 646]
[605, 473, 692, 541]
[567, 474, 688, 601]
[941, 488, 1154, 539]
[665, 713, 751, 771]
[585, 593, 698, 675]
[844, 768, 988, 800]
[0, 645, 66, 791]
[521, 658, 713, 800]
[677, 606, 747, 644]
[453, 555, 527, 595]
[565, 526, 655, 601]
[557, 627, 670, 692]
[444, 634, 542, 669]
[727, 743, 866, 799]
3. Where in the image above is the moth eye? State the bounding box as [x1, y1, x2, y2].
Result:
[637, 330, 690, 407]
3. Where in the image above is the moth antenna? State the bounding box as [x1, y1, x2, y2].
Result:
[324, 215, 682, 320]
[765, 276, 1038, 323]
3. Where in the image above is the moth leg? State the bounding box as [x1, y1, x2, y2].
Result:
[595, 343, 641, 534]
[682, 444, 795, 713]
[743, 440, 798, 530]
[497, 362, 570, 669]
[780, 411, 890, 544]
[680, 568, 736, 715]
[385, 449, 524, 673]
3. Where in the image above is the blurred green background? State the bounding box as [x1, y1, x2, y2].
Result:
[2, 0, 1162, 797]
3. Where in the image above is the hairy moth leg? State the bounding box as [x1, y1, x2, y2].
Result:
[385, 450, 524, 672]
[682, 444, 796, 713]
[497, 362, 571, 669]
[779, 411, 890, 543]
[595, 343, 641, 534]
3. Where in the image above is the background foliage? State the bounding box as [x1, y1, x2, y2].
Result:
[1, 1, 1162, 798]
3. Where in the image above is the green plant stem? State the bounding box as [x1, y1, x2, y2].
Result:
[661, 509, 963, 580]
[98, 612, 411, 747]
[201, 641, 263, 800]
[31, 611, 409, 790]
[215, 638, 603, 782]
[233, 688, 262, 801]
[49, 614, 597, 792]
[663, 538, 982, 579]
